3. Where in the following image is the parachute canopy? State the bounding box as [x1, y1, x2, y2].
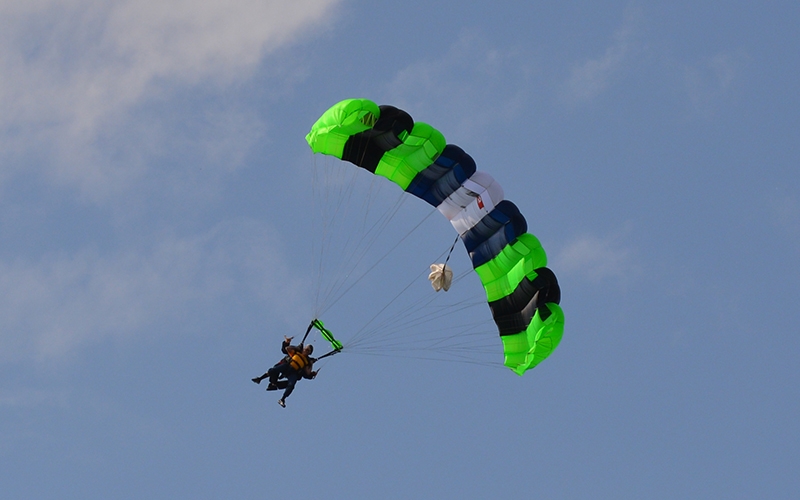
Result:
[306, 98, 564, 375]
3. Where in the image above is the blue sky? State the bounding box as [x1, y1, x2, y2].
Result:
[2, 1, 799, 498]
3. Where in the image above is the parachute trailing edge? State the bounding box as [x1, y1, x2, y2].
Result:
[306, 98, 564, 375]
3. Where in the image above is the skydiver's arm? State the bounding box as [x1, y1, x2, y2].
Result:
[301, 360, 317, 379]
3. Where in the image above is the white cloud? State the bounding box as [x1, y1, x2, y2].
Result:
[0, 219, 302, 362]
[561, 6, 643, 104]
[683, 50, 749, 117]
[0, 387, 67, 409]
[0, 0, 340, 195]
[552, 229, 640, 285]
[384, 32, 532, 142]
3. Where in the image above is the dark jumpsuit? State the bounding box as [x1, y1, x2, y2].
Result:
[266, 340, 314, 400]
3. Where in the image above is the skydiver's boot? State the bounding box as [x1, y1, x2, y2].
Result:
[277, 399, 286, 408]
[266, 383, 277, 391]
[252, 374, 265, 384]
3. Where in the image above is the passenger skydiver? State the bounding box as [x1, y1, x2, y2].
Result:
[252, 335, 317, 408]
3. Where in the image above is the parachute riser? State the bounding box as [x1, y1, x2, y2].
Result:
[307, 318, 344, 352]
[300, 321, 315, 345]
[315, 348, 342, 362]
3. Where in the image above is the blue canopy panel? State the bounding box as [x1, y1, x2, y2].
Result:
[405, 145, 477, 207]
[461, 200, 528, 268]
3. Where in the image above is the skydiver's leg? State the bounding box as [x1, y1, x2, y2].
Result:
[280, 372, 300, 401]
[266, 380, 289, 391]
[254, 360, 288, 384]
[267, 363, 288, 385]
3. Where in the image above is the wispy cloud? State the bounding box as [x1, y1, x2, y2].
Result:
[682, 50, 749, 117]
[0, 220, 302, 362]
[561, 6, 644, 105]
[385, 31, 533, 142]
[0, 0, 340, 197]
[552, 227, 640, 285]
[0, 388, 67, 409]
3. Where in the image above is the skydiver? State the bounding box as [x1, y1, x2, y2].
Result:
[252, 335, 317, 408]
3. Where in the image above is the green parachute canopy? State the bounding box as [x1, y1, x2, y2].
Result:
[306, 98, 564, 375]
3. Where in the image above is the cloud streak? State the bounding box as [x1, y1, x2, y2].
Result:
[561, 6, 643, 105]
[682, 50, 749, 117]
[553, 229, 640, 285]
[0, 0, 340, 195]
[0, 219, 301, 363]
[385, 32, 533, 142]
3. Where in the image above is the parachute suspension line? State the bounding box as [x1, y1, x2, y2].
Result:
[351, 297, 493, 352]
[343, 291, 504, 368]
[312, 155, 391, 316]
[308, 147, 499, 368]
[316, 191, 405, 315]
[318, 201, 431, 318]
[314, 131, 391, 313]
[341, 244, 459, 348]
[343, 244, 483, 351]
[343, 266, 425, 348]
[343, 262, 500, 364]
[372, 291, 484, 337]
[348, 276, 464, 347]
[347, 308, 502, 366]
[314, 237, 501, 368]
[316, 206, 440, 317]
[308, 137, 481, 356]
[311, 157, 453, 337]
[310, 149, 401, 315]
[335, 348, 506, 370]
[319, 192, 406, 308]
[311, 155, 327, 316]
[343, 243, 459, 348]
[363, 247, 477, 343]
[352, 313, 493, 356]
[320, 193, 412, 313]
[312, 154, 354, 315]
